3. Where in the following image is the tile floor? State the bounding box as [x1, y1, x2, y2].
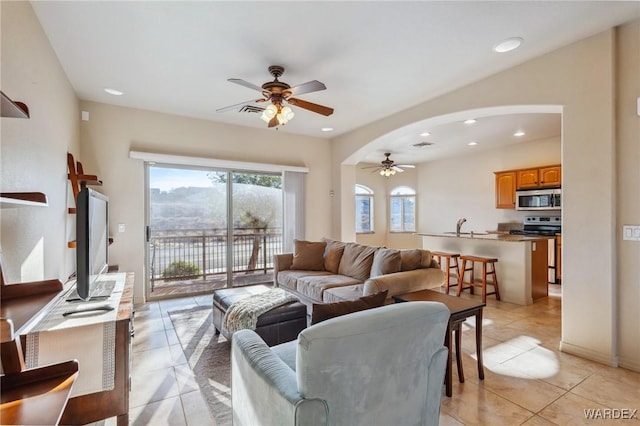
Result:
[110, 286, 639, 425]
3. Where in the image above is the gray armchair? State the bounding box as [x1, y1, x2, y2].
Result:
[231, 301, 450, 426]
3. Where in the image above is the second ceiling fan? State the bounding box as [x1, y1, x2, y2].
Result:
[362, 152, 416, 177]
[217, 65, 334, 128]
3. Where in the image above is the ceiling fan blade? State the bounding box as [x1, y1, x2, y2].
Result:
[228, 78, 265, 93]
[287, 80, 327, 96]
[216, 98, 265, 113]
[287, 98, 334, 116]
[396, 164, 416, 168]
[392, 166, 405, 173]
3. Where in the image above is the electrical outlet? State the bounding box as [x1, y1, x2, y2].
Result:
[623, 225, 640, 241]
[118, 223, 125, 233]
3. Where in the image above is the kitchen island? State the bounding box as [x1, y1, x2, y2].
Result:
[419, 232, 552, 305]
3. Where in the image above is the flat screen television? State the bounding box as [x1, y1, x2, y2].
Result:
[75, 187, 109, 301]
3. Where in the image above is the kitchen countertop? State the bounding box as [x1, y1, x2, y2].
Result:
[417, 232, 555, 242]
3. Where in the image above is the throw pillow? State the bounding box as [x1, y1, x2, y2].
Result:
[321, 237, 346, 274]
[400, 249, 422, 271]
[420, 250, 433, 268]
[370, 248, 402, 277]
[290, 240, 327, 271]
[310, 290, 388, 325]
[338, 242, 378, 281]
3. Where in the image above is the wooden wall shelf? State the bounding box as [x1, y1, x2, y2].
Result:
[1, 91, 30, 119]
[0, 192, 48, 208]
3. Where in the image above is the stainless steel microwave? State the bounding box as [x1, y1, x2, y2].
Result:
[516, 188, 561, 211]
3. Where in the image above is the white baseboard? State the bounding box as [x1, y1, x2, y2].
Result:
[559, 340, 618, 367]
[618, 355, 640, 373]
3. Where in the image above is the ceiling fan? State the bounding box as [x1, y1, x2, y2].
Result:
[362, 153, 416, 177]
[217, 65, 334, 128]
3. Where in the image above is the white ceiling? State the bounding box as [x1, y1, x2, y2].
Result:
[30, 1, 639, 164]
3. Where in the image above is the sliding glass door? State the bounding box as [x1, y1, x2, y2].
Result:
[145, 164, 282, 299]
[230, 172, 283, 286]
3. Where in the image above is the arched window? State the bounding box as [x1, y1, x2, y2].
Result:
[355, 184, 374, 233]
[390, 186, 416, 232]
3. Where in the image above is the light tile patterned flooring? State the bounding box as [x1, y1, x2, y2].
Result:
[110, 286, 640, 425]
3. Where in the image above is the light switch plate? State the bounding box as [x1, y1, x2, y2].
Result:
[623, 225, 640, 241]
[118, 223, 125, 233]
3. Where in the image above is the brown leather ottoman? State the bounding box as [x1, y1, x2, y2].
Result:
[212, 285, 307, 346]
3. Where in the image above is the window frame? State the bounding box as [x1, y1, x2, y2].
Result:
[389, 186, 416, 233]
[355, 184, 375, 234]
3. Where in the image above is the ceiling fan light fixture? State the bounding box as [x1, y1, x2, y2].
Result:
[379, 168, 396, 177]
[261, 103, 279, 123]
[281, 106, 295, 121]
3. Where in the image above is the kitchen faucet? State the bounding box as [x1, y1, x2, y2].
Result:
[456, 218, 467, 236]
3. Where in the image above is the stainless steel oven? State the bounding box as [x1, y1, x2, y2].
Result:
[515, 188, 561, 211]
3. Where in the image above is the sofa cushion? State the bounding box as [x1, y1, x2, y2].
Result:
[310, 290, 388, 325]
[277, 270, 332, 292]
[370, 248, 402, 277]
[338, 242, 378, 281]
[323, 284, 364, 303]
[296, 274, 362, 302]
[321, 238, 346, 274]
[291, 240, 327, 271]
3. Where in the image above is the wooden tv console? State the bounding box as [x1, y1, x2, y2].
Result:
[0, 272, 134, 425]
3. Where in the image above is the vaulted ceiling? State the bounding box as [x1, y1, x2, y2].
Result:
[31, 1, 640, 163]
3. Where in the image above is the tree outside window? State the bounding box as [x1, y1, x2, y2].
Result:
[355, 184, 374, 233]
[390, 186, 416, 232]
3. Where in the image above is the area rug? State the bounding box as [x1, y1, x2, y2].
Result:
[169, 306, 232, 426]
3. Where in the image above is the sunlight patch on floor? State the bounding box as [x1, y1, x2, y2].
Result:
[471, 335, 560, 379]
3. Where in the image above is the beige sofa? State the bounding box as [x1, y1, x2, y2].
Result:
[274, 238, 445, 305]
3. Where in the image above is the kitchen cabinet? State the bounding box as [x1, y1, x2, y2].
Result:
[555, 234, 562, 282]
[539, 166, 561, 187]
[495, 164, 562, 209]
[516, 168, 539, 189]
[516, 165, 561, 189]
[494, 171, 516, 209]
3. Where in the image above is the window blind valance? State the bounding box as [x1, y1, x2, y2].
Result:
[129, 151, 309, 174]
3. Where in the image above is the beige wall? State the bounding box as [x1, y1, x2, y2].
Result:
[418, 136, 561, 234]
[355, 163, 421, 248]
[1, 2, 80, 283]
[78, 101, 332, 302]
[615, 20, 640, 372]
[333, 27, 639, 370]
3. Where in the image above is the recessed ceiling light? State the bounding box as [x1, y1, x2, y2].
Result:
[419, 131, 431, 137]
[468, 141, 478, 146]
[493, 37, 523, 53]
[463, 119, 477, 125]
[104, 88, 124, 96]
[321, 127, 333, 132]
[514, 130, 526, 137]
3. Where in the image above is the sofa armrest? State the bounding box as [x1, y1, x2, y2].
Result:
[273, 253, 294, 287]
[362, 268, 445, 298]
[231, 330, 328, 426]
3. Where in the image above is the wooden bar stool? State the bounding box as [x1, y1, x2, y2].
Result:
[457, 255, 501, 303]
[431, 251, 460, 294]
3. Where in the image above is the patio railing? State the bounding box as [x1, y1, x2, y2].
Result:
[149, 227, 283, 286]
